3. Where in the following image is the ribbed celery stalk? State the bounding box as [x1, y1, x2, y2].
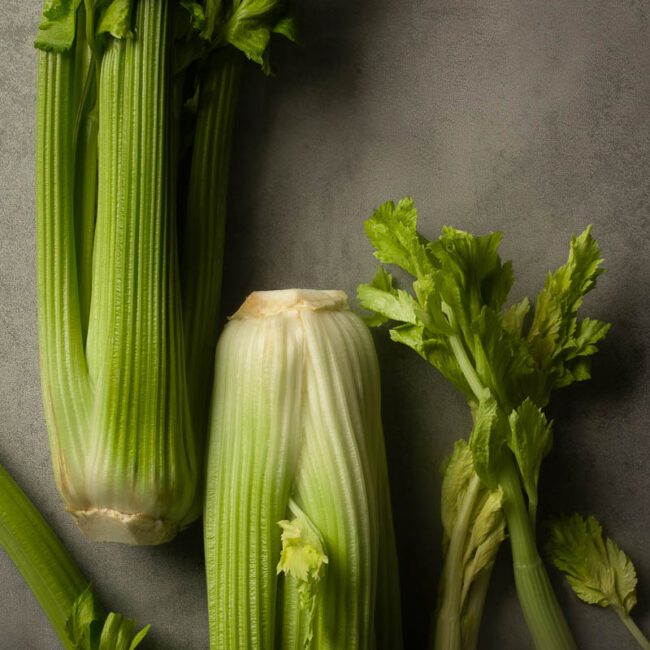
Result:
[36, 45, 93, 515]
[0, 462, 148, 648]
[181, 49, 242, 521]
[80, 0, 196, 544]
[204, 290, 402, 649]
[37, 0, 196, 545]
[0, 464, 86, 647]
[499, 457, 576, 649]
[35, 0, 298, 546]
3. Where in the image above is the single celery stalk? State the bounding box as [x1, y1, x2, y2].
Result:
[433, 440, 505, 650]
[81, 0, 196, 543]
[35, 0, 296, 545]
[181, 48, 242, 520]
[0, 462, 148, 649]
[499, 457, 575, 649]
[204, 289, 403, 649]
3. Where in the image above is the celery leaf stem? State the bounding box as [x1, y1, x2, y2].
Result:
[616, 609, 650, 650]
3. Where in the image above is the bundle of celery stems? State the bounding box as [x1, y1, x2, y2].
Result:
[0, 1, 647, 649]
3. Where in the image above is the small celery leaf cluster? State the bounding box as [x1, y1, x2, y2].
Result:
[66, 586, 150, 650]
[277, 507, 329, 648]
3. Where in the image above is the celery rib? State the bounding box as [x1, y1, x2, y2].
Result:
[0, 464, 86, 648]
[81, 0, 196, 538]
[499, 457, 576, 650]
[182, 49, 243, 520]
[36, 49, 92, 500]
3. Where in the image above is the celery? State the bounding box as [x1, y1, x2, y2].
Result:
[204, 290, 403, 649]
[548, 514, 650, 650]
[358, 198, 611, 649]
[0, 462, 148, 649]
[35, 0, 295, 544]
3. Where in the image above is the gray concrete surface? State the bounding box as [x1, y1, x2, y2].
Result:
[1, 0, 649, 648]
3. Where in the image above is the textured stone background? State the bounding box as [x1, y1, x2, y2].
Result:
[1, 0, 649, 648]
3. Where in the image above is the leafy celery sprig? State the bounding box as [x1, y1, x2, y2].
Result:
[548, 514, 650, 650]
[358, 198, 610, 650]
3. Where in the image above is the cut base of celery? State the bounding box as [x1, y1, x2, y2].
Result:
[70, 507, 177, 545]
[231, 289, 349, 319]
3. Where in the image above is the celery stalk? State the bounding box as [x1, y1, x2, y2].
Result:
[80, 0, 196, 543]
[35, 0, 296, 544]
[499, 456, 575, 649]
[0, 464, 86, 648]
[0, 462, 148, 648]
[204, 290, 403, 649]
[182, 50, 242, 519]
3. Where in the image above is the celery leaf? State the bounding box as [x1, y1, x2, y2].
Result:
[223, 0, 295, 73]
[440, 440, 477, 542]
[461, 488, 506, 603]
[469, 393, 508, 489]
[65, 585, 149, 650]
[547, 514, 638, 615]
[35, 0, 82, 52]
[507, 398, 552, 520]
[357, 267, 421, 326]
[97, 0, 134, 39]
[364, 198, 435, 279]
[471, 306, 535, 409]
[527, 227, 611, 392]
[277, 513, 329, 648]
[439, 440, 505, 630]
[503, 297, 530, 338]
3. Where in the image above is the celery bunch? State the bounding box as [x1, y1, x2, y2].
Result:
[358, 198, 610, 649]
[204, 290, 402, 649]
[35, 0, 294, 544]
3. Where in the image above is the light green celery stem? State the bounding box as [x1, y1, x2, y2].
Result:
[36, 47, 92, 503]
[204, 316, 302, 648]
[354, 305, 403, 649]
[434, 474, 482, 650]
[373, 445, 403, 649]
[72, 5, 97, 343]
[181, 49, 242, 517]
[0, 464, 87, 649]
[461, 565, 494, 650]
[281, 312, 374, 650]
[85, 0, 195, 520]
[499, 456, 576, 650]
[616, 610, 650, 650]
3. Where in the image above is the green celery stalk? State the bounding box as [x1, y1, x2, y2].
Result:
[0, 462, 148, 649]
[181, 49, 242, 520]
[35, 0, 297, 544]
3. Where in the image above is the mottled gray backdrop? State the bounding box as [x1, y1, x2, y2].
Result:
[1, 0, 648, 648]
